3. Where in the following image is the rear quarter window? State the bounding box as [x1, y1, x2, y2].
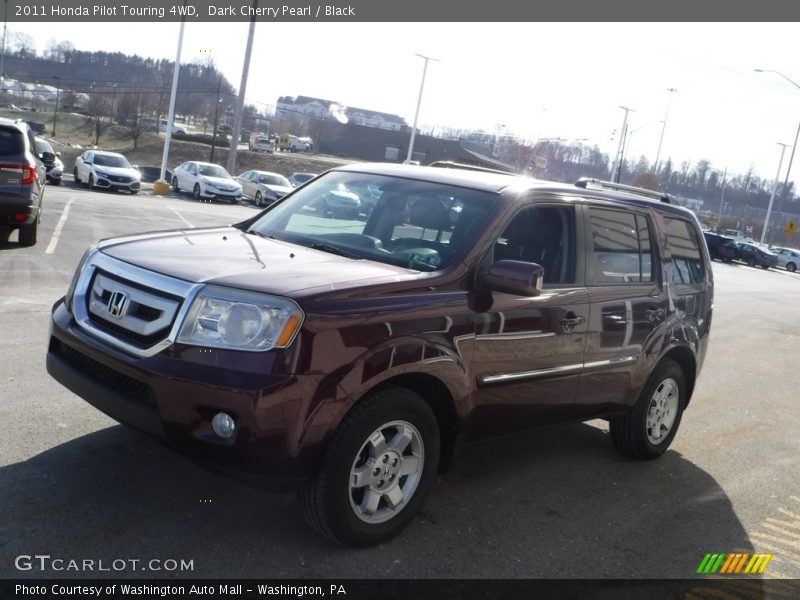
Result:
[664, 217, 704, 284]
[0, 127, 23, 156]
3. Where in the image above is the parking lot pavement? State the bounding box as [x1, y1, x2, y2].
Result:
[1, 188, 799, 579]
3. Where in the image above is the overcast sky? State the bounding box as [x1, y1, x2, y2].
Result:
[10, 21, 800, 181]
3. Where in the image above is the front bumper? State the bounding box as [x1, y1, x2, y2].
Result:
[94, 176, 141, 192]
[47, 299, 322, 490]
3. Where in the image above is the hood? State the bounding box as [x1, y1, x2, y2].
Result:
[98, 227, 421, 297]
[264, 184, 292, 196]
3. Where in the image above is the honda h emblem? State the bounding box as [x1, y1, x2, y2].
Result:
[107, 290, 129, 319]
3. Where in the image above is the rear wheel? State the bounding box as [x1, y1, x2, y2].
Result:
[610, 359, 686, 460]
[18, 220, 38, 246]
[172, 176, 180, 192]
[255, 191, 263, 207]
[193, 184, 201, 201]
[88, 174, 95, 190]
[73, 167, 81, 184]
[300, 386, 440, 547]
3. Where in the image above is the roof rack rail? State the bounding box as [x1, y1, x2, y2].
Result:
[574, 177, 675, 205]
[428, 161, 516, 175]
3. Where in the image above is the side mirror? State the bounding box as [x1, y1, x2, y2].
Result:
[56, 151, 62, 157]
[482, 260, 544, 297]
[41, 151, 55, 162]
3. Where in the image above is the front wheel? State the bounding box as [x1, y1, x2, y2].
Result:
[73, 167, 81, 184]
[255, 191, 263, 207]
[609, 359, 686, 460]
[300, 387, 440, 547]
[193, 184, 201, 201]
[787, 262, 797, 272]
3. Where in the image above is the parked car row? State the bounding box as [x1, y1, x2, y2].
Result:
[702, 230, 799, 271]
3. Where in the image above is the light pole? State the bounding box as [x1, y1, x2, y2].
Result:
[653, 87, 677, 176]
[619, 120, 663, 177]
[754, 69, 800, 216]
[51, 75, 60, 136]
[0, 0, 7, 93]
[762, 142, 790, 244]
[609, 105, 634, 183]
[712, 166, 727, 230]
[406, 53, 437, 164]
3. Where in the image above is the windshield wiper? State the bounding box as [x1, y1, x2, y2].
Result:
[247, 230, 274, 239]
[308, 242, 361, 259]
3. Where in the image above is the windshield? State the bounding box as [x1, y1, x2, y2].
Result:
[94, 154, 130, 168]
[260, 174, 291, 187]
[293, 173, 314, 183]
[246, 171, 498, 271]
[35, 139, 54, 154]
[199, 164, 231, 178]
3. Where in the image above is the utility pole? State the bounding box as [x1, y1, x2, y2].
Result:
[226, 0, 257, 175]
[210, 78, 221, 162]
[762, 142, 790, 245]
[653, 87, 677, 176]
[51, 76, 60, 136]
[609, 106, 634, 183]
[406, 53, 437, 163]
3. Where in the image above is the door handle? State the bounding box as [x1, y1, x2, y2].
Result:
[645, 306, 665, 322]
[559, 312, 586, 332]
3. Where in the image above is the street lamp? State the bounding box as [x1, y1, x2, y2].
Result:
[710, 166, 727, 230]
[653, 87, 677, 176]
[51, 75, 60, 136]
[610, 105, 635, 183]
[406, 53, 438, 164]
[762, 142, 791, 244]
[754, 69, 800, 216]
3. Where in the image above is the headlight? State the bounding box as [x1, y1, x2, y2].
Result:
[65, 245, 97, 312]
[95, 169, 108, 177]
[177, 286, 303, 351]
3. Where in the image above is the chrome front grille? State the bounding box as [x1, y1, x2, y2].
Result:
[72, 251, 203, 357]
[87, 272, 179, 345]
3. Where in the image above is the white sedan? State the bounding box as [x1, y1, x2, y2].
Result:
[171, 161, 242, 203]
[73, 150, 140, 194]
[235, 170, 293, 207]
[772, 246, 800, 272]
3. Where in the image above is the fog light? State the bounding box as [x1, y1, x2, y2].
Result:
[211, 412, 236, 439]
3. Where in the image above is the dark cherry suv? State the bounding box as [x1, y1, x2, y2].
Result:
[47, 164, 713, 546]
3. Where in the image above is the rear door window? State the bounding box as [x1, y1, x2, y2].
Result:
[587, 208, 653, 284]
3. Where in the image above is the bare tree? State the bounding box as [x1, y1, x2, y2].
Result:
[85, 88, 114, 145]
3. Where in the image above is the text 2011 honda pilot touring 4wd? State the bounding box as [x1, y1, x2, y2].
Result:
[47, 164, 713, 546]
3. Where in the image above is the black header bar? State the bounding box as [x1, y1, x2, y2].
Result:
[6, 0, 800, 22]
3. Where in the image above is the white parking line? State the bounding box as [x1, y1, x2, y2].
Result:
[172, 209, 194, 228]
[45, 198, 75, 255]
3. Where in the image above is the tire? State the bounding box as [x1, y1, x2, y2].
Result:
[787, 262, 797, 273]
[255, 191, 263, 207]
[193, 184, 201, 201]
[18, 220, 38, 246]
[73, 167, 81, 184]
[609, 359, 686, 460]
[172, 177, 180, 192]
[300, 386, 440, 547]
[88, 174, 95, 190]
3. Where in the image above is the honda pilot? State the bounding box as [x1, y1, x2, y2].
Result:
[47, 164, 713, 546]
